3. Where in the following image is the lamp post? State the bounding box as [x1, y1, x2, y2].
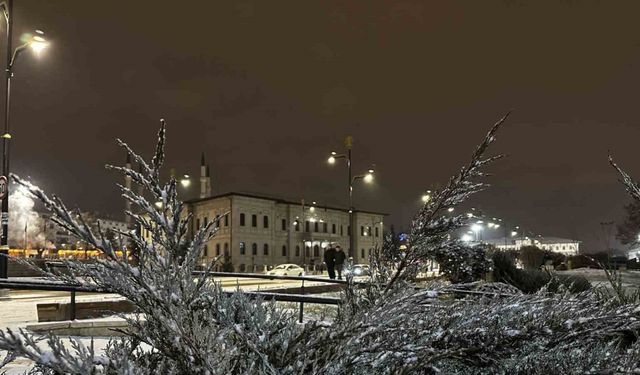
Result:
[0, 0, 48, 279]
[327, 137, 374, 259]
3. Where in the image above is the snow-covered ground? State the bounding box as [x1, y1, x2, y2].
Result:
[557, 268, 640, 289]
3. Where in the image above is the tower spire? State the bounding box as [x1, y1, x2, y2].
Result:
[200, 152, 207, 198]
[124, 153, 132, 224]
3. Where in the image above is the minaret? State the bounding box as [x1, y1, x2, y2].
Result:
[200, 152, 207, 199]
[124, 153, 132, 224]
[206, 165, 212, 197]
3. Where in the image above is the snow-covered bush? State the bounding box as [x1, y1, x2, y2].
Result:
[4, 115, 640, 374]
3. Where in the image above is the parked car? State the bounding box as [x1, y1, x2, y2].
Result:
[267, 264, 304, 276]
[345, 264, 370, 276]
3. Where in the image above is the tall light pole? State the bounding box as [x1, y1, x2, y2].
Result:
[0, 0, 48, 279]
[327, 136, 374, 259]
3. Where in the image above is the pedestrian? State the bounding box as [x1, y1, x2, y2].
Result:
[335, 245, 346, 280]
[324, 244, 337, 279]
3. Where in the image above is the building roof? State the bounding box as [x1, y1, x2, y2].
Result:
[185, 191, 388, 216]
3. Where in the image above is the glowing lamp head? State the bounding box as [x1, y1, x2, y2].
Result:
[364, 169, 374, 183]
[29, 31, 48, 54]
[447, 207, 454, 212]
[511, 231, 518, 237]
[471, 223, 483, 233]
[180, 174, 191, 188]
[461, 234, 473, 242]
[421, 194, 431, 203]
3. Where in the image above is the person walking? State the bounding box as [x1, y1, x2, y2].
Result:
[324, 244, 337, 279]
[335, 245, 346, 280]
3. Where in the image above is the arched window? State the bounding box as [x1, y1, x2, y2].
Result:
[305, 221, 310, 232]
[204, 217, 209, 227]
[215, 243, 220, 256]
[263, 244, 269, 255]
[361, 249, 365, 259]
[332, 224, 336, 234]
[203, 245, 208, 257]
[295, 245, 300, 256]
[281, 219, 286, 231]
[263, 216, 269, 228]
[282, 245, 287, 256]
[305, 246, 310, 257]
[313, 245, 320, 257]
[239, 242, 246, 255]
[361, 226, 365, 236]
[375, 227, 379, 237]
[215, 215, 220, 228]
[224, 243, 229, 255]
[323, 222, 328, 233]
[252, 215, 257, 227]
[252, 243, 258, 255]
[367, 226, 372, 236]
[240, 213, 246, 226]
[340, 225, 344, 236]
[224, 214, 229, 226]
[314, 222, 319, 232]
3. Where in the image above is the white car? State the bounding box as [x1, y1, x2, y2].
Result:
[345, 264, 370, 276]
[267, 264, 304, 276]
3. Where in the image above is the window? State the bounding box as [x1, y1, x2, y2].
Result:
[252, 214, 257, 227]
[239, 264, 246, 272]
[340, 225, 343, 236]
[314, 222, 319, 232]
[375, 227, 379, 237]
[305, 221, 310, 232]
[263, 244, 269, 255]
[294, 220, 300, 231]
[252, 243, 257, 255]
[361, 249, 365, 259]
[204, 245, 208, 257]
[295, 245, 300, 256]
[369, 248, 372, 257]
[263, 215, 269, 228]
[196, 218, 200, 229]
[332, 224, 336, 234]
[323, 222, 328, 233]
[367, 226, 372, 236]
[240, 213, 246, 226]
[204, 217, 209, 227]
[281, 219, 286, 231]
[282, 245, 287, 257]
[240, 242, 246, 255]
[224, 243, 229, 256]
[361, 226, 365, 236]
[215, 215, 220, 228]
[215, 243, 220, 256]
[313, 245, 320, 257]
[305, 246, 310, 257]
[224, 214, 229, 226]
[348, 226, 351, 235]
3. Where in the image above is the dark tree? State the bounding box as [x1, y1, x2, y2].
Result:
[617, 200, 640, 245]
[518, 245, 545, 270]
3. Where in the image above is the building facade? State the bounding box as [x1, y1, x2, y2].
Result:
[486, 236, 580, 256]
[186, 192, 385, 272]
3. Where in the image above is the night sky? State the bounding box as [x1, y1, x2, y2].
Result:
[8, 1, 640, 252]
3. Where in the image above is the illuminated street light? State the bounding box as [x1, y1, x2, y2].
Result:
[461, 234, 473, 242]
[363, 169, 374, 183]
[0, 0, 50, 279]
[421, 190, 432, 203]
[447, 207, 454, 212]
[471, 223, 483, 233]
[511, 231, 518, 237]
[180, 174, 191, 188]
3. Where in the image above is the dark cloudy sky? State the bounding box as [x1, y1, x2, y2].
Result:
[8, 0, 640, 252]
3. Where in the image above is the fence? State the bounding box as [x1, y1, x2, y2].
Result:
[0, 269, 347, 323]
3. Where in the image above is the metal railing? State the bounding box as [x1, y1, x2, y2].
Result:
[0, 278, 342, 323]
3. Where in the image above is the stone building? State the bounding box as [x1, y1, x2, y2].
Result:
[185, 192, 385, 272]
[486, 236, 580, 256]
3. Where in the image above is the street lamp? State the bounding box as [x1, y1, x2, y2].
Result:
[326, 136, 375, 259]
[0, 0, 49, 279]
[421, 190, 432, 203]
[180, 174, 191, 188]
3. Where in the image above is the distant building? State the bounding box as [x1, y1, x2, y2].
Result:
[485, 236, 580, 256]
[178, 192, 386, 272]
[41, 212, 130, 249]
[627, 246, 640, 260]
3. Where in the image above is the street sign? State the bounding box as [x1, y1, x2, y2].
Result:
[0, 176, 7, 200]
